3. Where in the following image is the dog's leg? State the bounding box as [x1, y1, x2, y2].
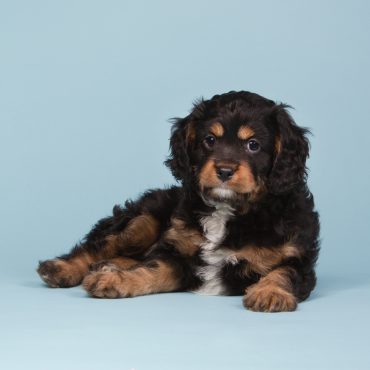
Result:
[82, 258, 184, 298]
[37, 214, 160, 288]
[243, 267, 299, 312]
[89, 257, 140, 272]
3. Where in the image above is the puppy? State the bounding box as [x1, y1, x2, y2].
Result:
[37, 91, 320, 312]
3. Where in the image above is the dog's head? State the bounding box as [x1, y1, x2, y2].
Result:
[165, 91, 309, 208]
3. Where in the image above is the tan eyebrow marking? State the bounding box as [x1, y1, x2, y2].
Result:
[238, 126, 255, 140]
[209, 122, 224, 137]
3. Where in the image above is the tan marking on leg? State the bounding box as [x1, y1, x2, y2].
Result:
[237, 126, 255, 140]
[209, 122, 224, 137]
[38, 215, 159, 288]
[109, 257, 140, 269]
[234, 243, 301, 276]
[163, 218, 205, 256]
[83, 260, 180, 298]
[243, 267, 297, 312]
[89, 257, 140, 272]
[37, 252, 94, 288]
[104, 214, 160, 256]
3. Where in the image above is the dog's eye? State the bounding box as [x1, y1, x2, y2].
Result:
[246, 139, 260, 153]
[203, 135, 216, 149]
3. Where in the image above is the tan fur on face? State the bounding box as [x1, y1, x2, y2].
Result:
[199, 159, 220, 190]
[234, 242, 301, 276]
[227, 161, 257, 193]
[164, 218, 205, 256]
[243, 267, 297, 312]
[105, 214, 160, 255]
[238, 126, 255, 140]
[83, 260, 179, 298]
[209, 122, 224, 137]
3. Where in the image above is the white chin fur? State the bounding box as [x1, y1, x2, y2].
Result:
[210, 187, 236, 199]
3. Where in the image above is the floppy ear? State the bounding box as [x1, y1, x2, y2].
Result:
[268, 105, 310, 194]
[164, 115, 195, 183]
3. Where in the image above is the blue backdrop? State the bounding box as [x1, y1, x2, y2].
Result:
[1, 1, 369, 369]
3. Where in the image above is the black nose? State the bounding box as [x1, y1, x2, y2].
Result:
[216, 167, 235, 182]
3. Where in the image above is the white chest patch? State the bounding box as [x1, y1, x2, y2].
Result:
[194, 204, 235, 295]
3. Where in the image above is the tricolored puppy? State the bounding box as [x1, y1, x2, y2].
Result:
[38, 91, 320, 312]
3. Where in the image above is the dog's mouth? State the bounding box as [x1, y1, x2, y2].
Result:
[200, 181, 265, 211]
[208, 186, 237, 199]
[200, 185, 237, 206]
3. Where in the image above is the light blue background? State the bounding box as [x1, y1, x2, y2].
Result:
[1, 1, 369, 369]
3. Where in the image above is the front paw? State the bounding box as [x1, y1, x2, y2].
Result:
[243, 283, 297, 312]
[37, 259, 84, 288]
[82, 271, 128, 298]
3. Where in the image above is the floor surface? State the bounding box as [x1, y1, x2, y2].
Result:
[1, 272, 369, 370]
